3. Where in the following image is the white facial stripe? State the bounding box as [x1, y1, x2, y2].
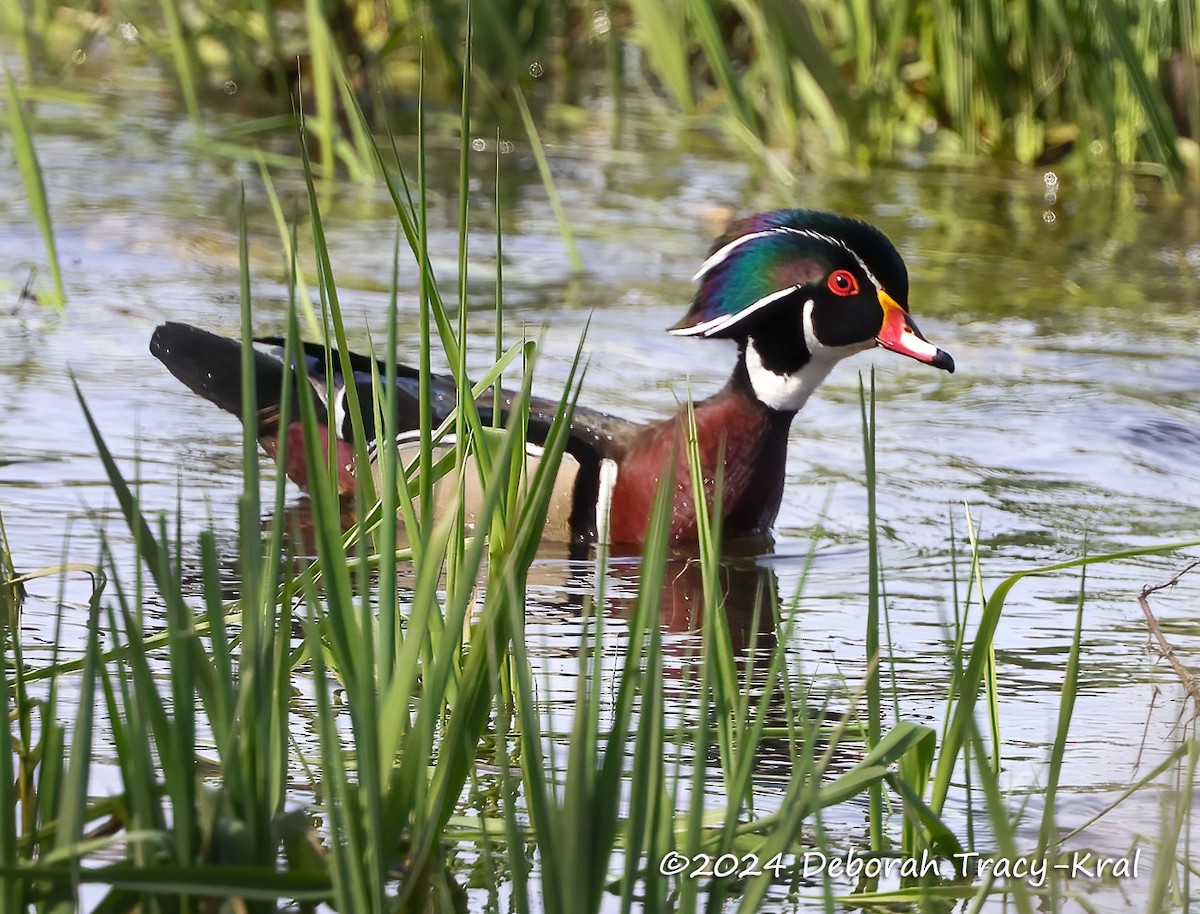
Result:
[594, 458, 619, 546]
[681, 224, 885, 337]
[669, 284, 801, 338]
[836, 242, 880, 291]
[801, 299, 819, 356]
[745, 300, 873, 412]
[692, 226, 882, 291]
[692, 230, 782, 280]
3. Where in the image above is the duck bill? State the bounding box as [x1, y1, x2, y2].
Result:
[875, 292, 955, 373]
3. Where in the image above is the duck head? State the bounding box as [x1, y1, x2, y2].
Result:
[670, 209, 954, 412]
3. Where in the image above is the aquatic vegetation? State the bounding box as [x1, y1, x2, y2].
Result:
[4, 71, 64, 308]
[1, 118, 1197, 911]
[3, 0, 1198, 183]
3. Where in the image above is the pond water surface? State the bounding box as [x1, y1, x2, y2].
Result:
[2, 42, 1200, 914]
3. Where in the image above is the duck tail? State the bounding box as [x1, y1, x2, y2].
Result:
[149, 322, 289, 434]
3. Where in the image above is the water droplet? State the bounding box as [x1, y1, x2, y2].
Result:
[1042, 211, 1056, 224]
[1089, 139, 1105, 156]
[592, 11, 611, 35]
[72, 49, 87, 65]
[498, 140, 514, 154]
[471, 137, 487, 152]
[1043, 190, 1057, 205]
[529, 61, 544, 78]
[223, 80, 238, 95]
[118, 21, 139, 43]
[1042, 171, 1058, 189]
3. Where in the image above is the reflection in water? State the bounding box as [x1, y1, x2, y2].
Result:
[256, 500, 782, 653]
[259, 501, 864, 791]
[1123, 416, 1200, 453]
[606, 549, 780, 654]
[177, 499, 812, 806]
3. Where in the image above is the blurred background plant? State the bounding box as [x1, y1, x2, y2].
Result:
[4, 0, 1199, 183]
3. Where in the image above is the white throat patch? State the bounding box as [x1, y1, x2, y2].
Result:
[745, 300, 874, 412]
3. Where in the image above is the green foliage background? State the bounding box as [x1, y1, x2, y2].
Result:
[7, 0, 1200, 181]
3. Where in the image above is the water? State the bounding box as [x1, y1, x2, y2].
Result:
[3, 51, 1200, 913]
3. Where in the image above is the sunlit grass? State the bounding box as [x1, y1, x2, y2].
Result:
[4, 0, 1197, 183]
[4, 69, 65, 307]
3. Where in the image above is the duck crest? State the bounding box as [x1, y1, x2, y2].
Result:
[669, 209, 908, 339]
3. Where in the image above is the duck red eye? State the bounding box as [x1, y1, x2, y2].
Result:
[827, 269, 859, 297]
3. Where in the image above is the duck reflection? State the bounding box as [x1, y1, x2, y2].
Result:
[190, 501, 815, 776]
[265, 502, 780, 650]
[601, 547, 780, 657]
[264, 502, 769, 620]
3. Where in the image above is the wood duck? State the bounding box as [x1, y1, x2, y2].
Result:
[150, 209, 953, 548]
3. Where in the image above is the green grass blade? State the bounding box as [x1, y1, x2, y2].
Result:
[930, 537, 1200, 815]
[5, 70, 65, 307]
[157, 0, 203, 127]
[624, 0, 692, 108]
[859, 371, 884, 852]
[513, 86, 583, 274]
[1036, 566, 1088, 857]
[1095, 0, 1182, 182]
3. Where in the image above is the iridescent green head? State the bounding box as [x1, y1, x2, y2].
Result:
[670, 209, 953, 411]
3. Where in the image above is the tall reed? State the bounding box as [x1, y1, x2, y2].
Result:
[5, 0, 1196, 181]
